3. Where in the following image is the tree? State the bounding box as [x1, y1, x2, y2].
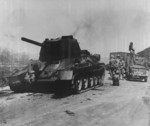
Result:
[0, 49, 11, 64]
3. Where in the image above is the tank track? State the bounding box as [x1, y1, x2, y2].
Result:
[9, 65, 105, 94]
[72, 65, 105, 94]
[8, 73, 33, 93]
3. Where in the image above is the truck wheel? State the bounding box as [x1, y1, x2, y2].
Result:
[127, 75, 131, 81]
[144, 78, 147, 82]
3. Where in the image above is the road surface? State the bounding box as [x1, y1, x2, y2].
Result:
[0, 73, 150, 126]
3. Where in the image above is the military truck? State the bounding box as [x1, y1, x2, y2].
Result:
[8, 35, 105, 93]
[109, 52, 148, 82]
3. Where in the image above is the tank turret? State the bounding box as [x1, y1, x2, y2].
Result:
[21, 36, 81, 62]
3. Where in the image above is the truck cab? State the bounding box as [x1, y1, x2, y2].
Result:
[128, 65, 148, 82]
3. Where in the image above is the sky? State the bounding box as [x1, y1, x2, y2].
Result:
[0, 0, 150, 60]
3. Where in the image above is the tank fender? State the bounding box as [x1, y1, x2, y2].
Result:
[58, 70, 73, 80]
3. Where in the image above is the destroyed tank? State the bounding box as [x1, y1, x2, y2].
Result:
[8, 35, 105, 93]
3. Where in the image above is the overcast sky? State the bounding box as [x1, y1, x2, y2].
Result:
[0, 0, 150, 59]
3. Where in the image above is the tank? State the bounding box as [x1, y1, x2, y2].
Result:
[8, 35, 105, 93]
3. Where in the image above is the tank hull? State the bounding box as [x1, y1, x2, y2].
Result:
[8, 60, 105, 93]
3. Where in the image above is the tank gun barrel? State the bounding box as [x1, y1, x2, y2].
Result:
[21, 37, 43, 46]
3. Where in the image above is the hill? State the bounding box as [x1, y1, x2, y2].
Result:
[137, 47, 150, 61]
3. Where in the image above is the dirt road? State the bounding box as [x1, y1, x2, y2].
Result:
[0, 74, 150, 126]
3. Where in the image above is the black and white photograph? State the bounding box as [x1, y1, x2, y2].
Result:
[0, 0, 150, 126]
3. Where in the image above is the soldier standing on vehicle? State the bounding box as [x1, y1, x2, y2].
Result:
[129, 42, 135, 54]
[129, 42, 135, 65]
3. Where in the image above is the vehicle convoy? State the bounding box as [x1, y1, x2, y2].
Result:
[109, 51, 149, 82]
[8, 35, 105, 93]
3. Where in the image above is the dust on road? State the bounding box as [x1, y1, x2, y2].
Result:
[0, 74, 149, 126]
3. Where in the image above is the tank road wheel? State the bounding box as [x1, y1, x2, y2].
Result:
[73, 77, 83, 94]
[94, 76, 98, 86]
[88, 77, 94, 87]
[97, 76, 101, 85]
[98, 73, 105, 86]
[83, 78, 88, 89]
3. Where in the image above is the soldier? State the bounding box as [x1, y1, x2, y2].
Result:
[119, 58, 125, 79]
[115, 55, 121, 78]
[129, 42, 135, 65]
[109, 55, 117, 78]
[129, 42, 135, 54]
[109, 55, 120, 85]
[116, 55, 120, 67]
